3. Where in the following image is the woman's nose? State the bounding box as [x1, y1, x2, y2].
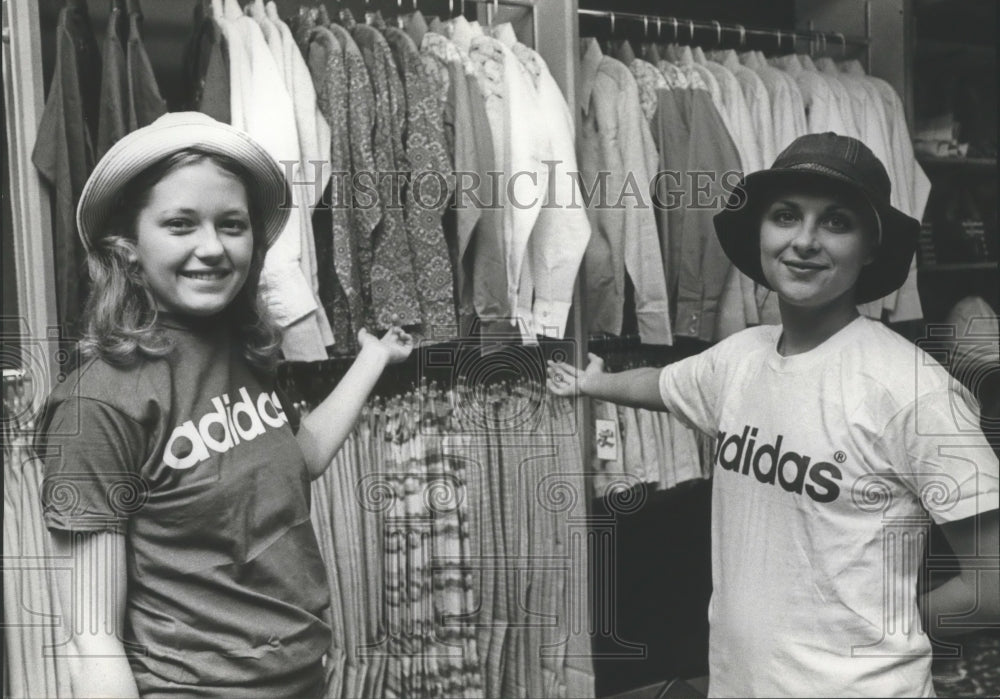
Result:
[193, 225, 225, 259]
[790, 218, 820, 253]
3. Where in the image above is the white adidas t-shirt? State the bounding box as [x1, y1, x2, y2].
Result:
[659, 316, 999, 697]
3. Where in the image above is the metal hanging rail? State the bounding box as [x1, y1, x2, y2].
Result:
[577, 7, 870, 55]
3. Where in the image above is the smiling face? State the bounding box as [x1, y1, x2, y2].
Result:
[758, 186, 878, 311]
[133, 159, 254, 317]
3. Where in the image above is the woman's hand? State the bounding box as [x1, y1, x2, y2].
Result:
[546, 352, 605, 397]
[358, 325, 413, 365]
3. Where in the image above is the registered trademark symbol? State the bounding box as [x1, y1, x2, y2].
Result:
[834, 451, 847, 463]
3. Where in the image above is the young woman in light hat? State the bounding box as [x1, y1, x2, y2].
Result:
[39, 112, 412, 698]
[548, 133, 999, 697]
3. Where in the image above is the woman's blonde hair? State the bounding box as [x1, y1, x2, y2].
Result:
[80, 149, 283, 371]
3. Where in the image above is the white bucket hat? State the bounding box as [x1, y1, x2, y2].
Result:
[76, 112, 291, 252]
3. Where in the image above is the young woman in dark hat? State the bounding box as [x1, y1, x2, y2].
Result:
[548, 133, 999, 697]
[39, 112, 412, 698]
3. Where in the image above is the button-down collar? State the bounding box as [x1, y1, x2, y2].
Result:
[491, 21, 518, 48]
[445, 15, 475, 53]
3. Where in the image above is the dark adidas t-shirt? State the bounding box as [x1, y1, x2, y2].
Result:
[39, 315, 331, 694]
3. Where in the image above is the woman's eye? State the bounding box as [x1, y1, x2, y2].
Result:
[824, 214, 853, 231]
[219, 219, 250, 234]
[165, 218, 194, 231]
[772, 210, 798, 225]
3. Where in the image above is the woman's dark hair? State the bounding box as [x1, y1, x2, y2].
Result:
[80, 149, 283, 371]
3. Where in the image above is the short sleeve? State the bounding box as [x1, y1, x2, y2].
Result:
[883, 388, 1000, 525]
[658, 346, 723, 436]
[40, 397, 149, 534]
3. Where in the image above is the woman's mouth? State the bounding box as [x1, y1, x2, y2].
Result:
[180, 270, 231, 281]
[783, 260, 827, 272]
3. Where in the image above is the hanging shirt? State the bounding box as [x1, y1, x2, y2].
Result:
[326, 22, 383, 333]
[741, 50, 806, 153]
[718, 49, 776, 168]
[651, 71, 741, 342]
[697, 47, 762, 173]
[32, 2, 101, 340]
[455, 17, 546, 336]
[658, 316, 999, 697]
[799, 53, 862, 140]
[382, 26, 458, 339]
[417, 28, 491, 333]
[497, 23, 592, 340]
[220, 0, 327, 358]
[771, 53, 847, 136]
[184, 1, 230, 122]
[578, 38, 672, 344]
[97, 3, 167, 160]
[445, 23, 509, 330]
[302, 23, 362, 351]
[612, 41, 666, 125]
[349, 18, 424, 330]
[700, 50, 763, 332]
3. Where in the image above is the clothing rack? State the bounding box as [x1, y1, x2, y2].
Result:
[587, 335, 710, 372]
[578, 5, 872, 69]
[277, 335, 573, 410]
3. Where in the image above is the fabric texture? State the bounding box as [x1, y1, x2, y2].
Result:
[304, 23, 362, 351]
[184, 2, 230, 122]
[383, 26, 458, 339]
[31, 3, 101, 339]
[39, 316, 332, 695]
[498, 25, 591, 339]
[657, 316, 1000, 697]
[350, 20, 424, 330]
[653, 84, 741, 342]
[579, 39, 672, 344]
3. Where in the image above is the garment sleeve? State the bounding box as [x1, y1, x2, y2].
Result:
[657, 345, 724, 436]
[40, 398, 148, 534]
[526, 69, 591, 339]
[882, 389, 1000, 525]
[618, 72, 672, 345]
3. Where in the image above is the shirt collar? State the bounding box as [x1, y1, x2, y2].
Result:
[840, 58, 866, 76]
[579, 37, 603, 115]
[640, 41, 661, 64]
[613, 38, 637, 65]
[800, 54, 819, 71]
[815, 56, 839, 74]
[719, 48, 740, 71]
[446, 15, 475, 53]
[404, 9, 428, 46]
[491, 22, 518, 48]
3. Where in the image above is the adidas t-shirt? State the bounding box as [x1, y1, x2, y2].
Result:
[658, 316, 999, 698]
[39, 315, 331, 695]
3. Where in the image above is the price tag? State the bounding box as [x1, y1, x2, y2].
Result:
[595, 418, 619, 461]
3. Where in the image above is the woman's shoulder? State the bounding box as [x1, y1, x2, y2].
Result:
[847, 316, 956, 404]
[710, 323, 782, 359]
[46, 349, 172, 422]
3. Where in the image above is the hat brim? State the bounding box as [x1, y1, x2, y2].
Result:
[76, 115, 292, 252]
[714, 169, 920, 304]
